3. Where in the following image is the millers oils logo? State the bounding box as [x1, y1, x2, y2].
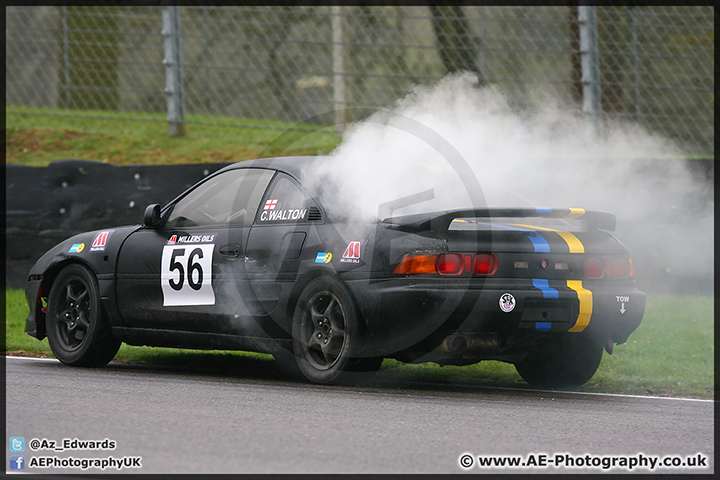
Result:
[90, 231, 111, 252]
[340, 241, 361, 264]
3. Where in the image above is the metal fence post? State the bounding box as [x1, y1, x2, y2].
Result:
[61, 6, 70, 108]
[332, 6, 346, 133]
[631, 7, 642, 122]
[578, 5, 602, 134]
[162, 5, 186, 137]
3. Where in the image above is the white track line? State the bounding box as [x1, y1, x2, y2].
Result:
[5, 355, 713, 403]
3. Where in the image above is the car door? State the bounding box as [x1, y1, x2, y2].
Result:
[243, 173, 322, 335]
[115, 167, 275, 335]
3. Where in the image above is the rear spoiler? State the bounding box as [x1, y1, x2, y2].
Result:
[382, 208, 617, 234]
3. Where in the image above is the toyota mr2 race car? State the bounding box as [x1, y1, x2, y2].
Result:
[25, 156, 645, 387]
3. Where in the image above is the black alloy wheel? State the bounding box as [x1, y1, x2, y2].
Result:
[46, 264, 121, 367]
[291, 277, 382, 384]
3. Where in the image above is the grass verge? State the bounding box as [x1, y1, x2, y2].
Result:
[6, 107, 341, 166]
[5, 289, 713, 399]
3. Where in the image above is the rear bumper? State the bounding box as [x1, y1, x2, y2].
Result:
[346, 276, 644, 358]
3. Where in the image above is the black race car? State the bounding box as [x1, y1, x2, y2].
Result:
[24, 156, 645, 386]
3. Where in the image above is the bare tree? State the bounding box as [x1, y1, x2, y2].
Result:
[429, 5, 483, 83]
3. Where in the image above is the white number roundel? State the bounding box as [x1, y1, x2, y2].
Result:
[161, 244, 215, 306]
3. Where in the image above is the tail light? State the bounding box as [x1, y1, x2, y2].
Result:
[436, 253, 464, 275]
[473, 253, 498, 275]
[393, 254, 437, 275]
[583, 257, 605, 278]
[584, 256, 633, 279]
[394, 252, 498, 276]
[612, 257, 632, 279]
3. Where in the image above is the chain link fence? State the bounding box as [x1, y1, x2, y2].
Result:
[5, 5, 714, 156]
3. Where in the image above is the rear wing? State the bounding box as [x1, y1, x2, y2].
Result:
[382, 208, 617, 235]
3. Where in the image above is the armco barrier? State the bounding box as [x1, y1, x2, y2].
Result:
[5, 160, 231, 288]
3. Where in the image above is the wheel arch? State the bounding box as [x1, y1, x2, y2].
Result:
[283, 269, 370, 336]
[33, 258, 99, 340]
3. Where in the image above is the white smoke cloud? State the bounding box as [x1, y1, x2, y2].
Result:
[305, 72, 713, 293]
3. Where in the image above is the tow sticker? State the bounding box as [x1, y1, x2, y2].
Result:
[616, 295, 630, 314]
[161, 233, 216, 306]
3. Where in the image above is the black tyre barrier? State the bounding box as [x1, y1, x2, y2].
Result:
[6, 160, 231, 288]
[4, 158, 712, 290]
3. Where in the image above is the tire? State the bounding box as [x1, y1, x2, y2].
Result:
[45, 264, 121, 367]
[290, 277, 382, 384]
[514, 334, 603, 388]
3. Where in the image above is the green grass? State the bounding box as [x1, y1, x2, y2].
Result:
[378, 295, 714, 399]
[6, 106, 342, 166]
[5, 289, 713, 399]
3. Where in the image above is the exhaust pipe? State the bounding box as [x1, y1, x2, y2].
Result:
[439, 334, 468, 354]
[437, 334, 500, 355]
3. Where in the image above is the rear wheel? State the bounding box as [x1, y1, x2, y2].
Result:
[46, 264, 121, 367]
[290, 277, 382, 384]
[514, 334, 603, 388]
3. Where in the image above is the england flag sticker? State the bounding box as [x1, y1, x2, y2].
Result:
[264, 199, 278, 210]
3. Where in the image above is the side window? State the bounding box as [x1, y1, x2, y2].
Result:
[165, 169, 274, 228]
[257, 175, 313, 224]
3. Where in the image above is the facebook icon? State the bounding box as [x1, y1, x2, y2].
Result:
[9, 455, 25, 470]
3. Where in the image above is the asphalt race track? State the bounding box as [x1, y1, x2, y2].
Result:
[5, 355, 714, 474]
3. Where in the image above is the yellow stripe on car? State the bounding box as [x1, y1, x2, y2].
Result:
[509, 223, 585, 254]
[566, 208, 586, 219]
[556, 231, 585, 253]
[567, 280, 592, 332]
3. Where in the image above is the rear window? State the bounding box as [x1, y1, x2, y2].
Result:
[256, 175, 315, 224]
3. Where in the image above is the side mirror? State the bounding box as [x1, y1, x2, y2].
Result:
[143, 204, 162, 228]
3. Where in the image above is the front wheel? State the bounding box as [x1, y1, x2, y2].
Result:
[45, 264, 121, 367]
[290, 277, 382, 384]
[514, 334, 603, 388]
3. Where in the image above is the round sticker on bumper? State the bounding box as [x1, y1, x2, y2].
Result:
[499, 293, 516, 313]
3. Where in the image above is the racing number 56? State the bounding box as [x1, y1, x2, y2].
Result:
[168, 247, 204, 291]
[161, 244, 215, 306]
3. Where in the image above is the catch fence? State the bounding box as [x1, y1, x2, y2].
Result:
[5, 5, 714, 156]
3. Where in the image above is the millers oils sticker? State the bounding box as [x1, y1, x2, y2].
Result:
[90, 231, 111, 252]
[340, 241, 361, 264]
